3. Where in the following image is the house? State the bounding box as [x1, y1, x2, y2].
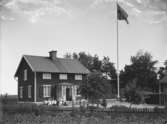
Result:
[14, 51, 90, 103]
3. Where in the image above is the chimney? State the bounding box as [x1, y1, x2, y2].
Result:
[49, 50, 57, 61]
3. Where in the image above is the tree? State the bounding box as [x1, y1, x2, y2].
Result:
[64, 52, 72, 59]
[157, 60, 167, 80]
[78, 52, 93, 71]
[101, 56, 117, 94]
[72, 52, 78, 59]
[63, 51, 117, 99]
[91, 55, 102, 71]
[80, 72, 109, 103]
[120, 51, 158, 103]
[101, 56, 117, 80]
[164, 60, 167, 69]
[124, 79, 145, 104]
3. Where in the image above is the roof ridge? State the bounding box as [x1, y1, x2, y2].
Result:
[19, 54, 90, 74]
[23, 54, 77, 61]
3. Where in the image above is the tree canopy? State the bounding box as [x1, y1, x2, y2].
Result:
[64, 52, 117, 100]
[120, 51, 158, 103]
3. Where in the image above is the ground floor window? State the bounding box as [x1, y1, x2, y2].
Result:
[19, 86, 23, 98]
[43, 85, 51, 98]
[76, 86, 80, 95]
[28, 85, 32, 98]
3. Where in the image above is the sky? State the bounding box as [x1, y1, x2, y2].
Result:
[0, 0, 167, 95]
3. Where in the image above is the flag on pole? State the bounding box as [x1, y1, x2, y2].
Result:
[117, 4, 129, 24]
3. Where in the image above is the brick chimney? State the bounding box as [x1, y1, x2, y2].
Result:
[49, 50, 57, 61]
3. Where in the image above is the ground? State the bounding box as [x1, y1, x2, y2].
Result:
[0, 95, 167, 124]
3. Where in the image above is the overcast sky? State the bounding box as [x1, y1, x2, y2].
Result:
[0, 0, 167, 94]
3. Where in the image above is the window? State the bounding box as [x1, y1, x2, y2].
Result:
[43, 85, 51, 97]
[43, 73, 51, 79]
[59, 74, 67, 80]
[76, 86, 80, 95]
[19, 86, 23, 98]
[24, 69, 27, 81]
[75, 74, 82, 80]
[28, 85, 32, 98]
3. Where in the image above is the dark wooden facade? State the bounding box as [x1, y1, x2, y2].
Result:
[15, 54, 88, 102]
[17, 58, 34, 102]
[36, 72, 87, 102]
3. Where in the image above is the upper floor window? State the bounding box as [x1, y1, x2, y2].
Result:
[24, 69, 27, 81]
[19, 86, 23, 98]
[59, 74, 67, 80]
[28, 85, 32, 98]
[43, 85, 51, 97]
[43, 73, 51, 80]
[75, 74, 82, 80]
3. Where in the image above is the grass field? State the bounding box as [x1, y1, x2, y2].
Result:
[1, 95, 167, 124]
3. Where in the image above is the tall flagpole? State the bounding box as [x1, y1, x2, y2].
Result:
[116, 0, 120, 99]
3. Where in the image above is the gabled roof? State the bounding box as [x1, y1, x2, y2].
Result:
[15, 55, 90, 76]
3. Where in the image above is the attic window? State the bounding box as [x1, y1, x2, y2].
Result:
[43, 73, 51, 79]
[24, 69, 27, 81]
[59, 74, 67, 80]
[75, 74, 82, 80]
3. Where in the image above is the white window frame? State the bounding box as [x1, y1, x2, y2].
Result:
[19, 86, 23, 98]
[43, 85, 51, 98]
[28, 85, 32, 98]
[75, 74, 82, 80]
[42, 73, 51, 80]
[59, 74, 67, 80]
[24, 69, 27, 81]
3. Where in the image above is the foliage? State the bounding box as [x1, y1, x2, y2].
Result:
[157, 60, 167, 80]
[2, 103, 46, 115]
[101, 56, 117, 80]
[80, 72, 110, 103]
[120, 51, 158, 103]
[101, 99, 107, 108]
[64, 52, 117, 100]
[124, 79, 145, 104]
[2, 111, 167, 124]
[0, 94, 17, 105]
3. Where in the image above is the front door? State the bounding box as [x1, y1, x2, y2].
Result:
[66, 88, 72, 101]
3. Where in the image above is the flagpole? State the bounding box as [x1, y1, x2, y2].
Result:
[116, 0, 120, 99]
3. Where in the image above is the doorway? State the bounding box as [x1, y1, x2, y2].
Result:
[66, 88, 72, 101]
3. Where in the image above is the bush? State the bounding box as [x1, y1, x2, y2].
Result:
[101, 99, 107, 108]
[2, 103, 46, 115]
[110, 105, 129, 112]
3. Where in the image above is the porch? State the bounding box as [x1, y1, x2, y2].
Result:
[54, 83, 80, 103]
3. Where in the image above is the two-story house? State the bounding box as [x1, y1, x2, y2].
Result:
[14, 51, 90, 103]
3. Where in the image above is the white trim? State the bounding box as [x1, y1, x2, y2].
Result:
[23, 56, 35, 71]
[75, 74, 82, 80]
[19, 86, 23, 98]
[42, 73, 51, 79]
[43, 84, 52, 98]
[28, 85, 32, 98]
[59, 74, 67, 80]
[24, 69, 27, 81]
[34, 72, 37, 102]
[14, 55, 35, 77]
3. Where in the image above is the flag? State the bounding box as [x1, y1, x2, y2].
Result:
[117, 4, 129, 24]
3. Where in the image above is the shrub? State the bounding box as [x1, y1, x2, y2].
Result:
[110, 105, 129, 112]
[101, 99, 107, 108]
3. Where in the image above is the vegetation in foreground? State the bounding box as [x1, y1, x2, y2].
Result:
[1, 99, 167, 124]
[1, 109, 167, 124]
